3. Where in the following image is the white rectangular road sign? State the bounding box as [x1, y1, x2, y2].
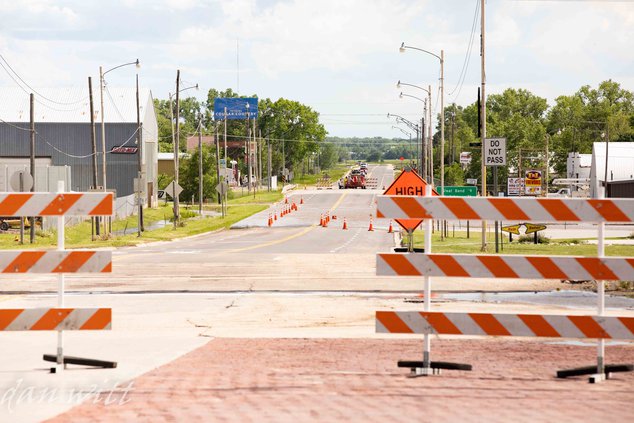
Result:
[484, 137, 506, 166]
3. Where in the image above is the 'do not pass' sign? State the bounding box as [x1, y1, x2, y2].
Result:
[380, 169, 437, 232]
[484, 137, 506, 166]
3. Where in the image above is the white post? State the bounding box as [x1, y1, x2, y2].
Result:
[422, 184, 433, 375]
[56, 180, 65, 371]
[596, 189, 606, 381]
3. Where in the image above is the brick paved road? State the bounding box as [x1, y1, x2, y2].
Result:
[48, 338, 634, 423]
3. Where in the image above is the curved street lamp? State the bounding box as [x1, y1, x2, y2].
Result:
[398, 92, 430, 181]
[399, 82, 433, 182]
[99, 58, 140, 235]
[400, 42, 445, 193]
[170, 78, 199, 228]
[99, 59, 140, 191]
[388, 112, 422, 173]
[392, 125, 414, 164]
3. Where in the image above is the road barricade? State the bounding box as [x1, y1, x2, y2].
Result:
[0, 188, 114, 372]
[375, 194, 634, 382]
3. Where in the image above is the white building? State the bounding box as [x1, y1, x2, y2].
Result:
[590, 142, 634, 198]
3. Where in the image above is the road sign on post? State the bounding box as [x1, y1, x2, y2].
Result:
[438, 186, 477, 196]
[484, 137, 506, 166]
[380, 169, 437, 232]
[216, 182, 228, 196]
[165, 181, 183, 199]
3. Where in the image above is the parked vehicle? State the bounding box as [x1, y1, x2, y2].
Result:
[0, 217, 42, 231]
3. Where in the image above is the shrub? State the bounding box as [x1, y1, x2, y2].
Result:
[518, 233, 550, 244]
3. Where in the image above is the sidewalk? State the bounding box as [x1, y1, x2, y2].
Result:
[48, 338, 634, 423]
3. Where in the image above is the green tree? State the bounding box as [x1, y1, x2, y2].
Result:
[179, 144, 218, 203]
[547, 80, 634, 175]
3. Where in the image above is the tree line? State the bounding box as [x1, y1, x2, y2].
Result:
[154, 88, 333, 202]
[329, 80, 634, 190]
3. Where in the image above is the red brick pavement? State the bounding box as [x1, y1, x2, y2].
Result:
[49, 338, 634, 423]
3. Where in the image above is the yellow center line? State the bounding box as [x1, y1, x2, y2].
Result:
[228, 191, 349, 253]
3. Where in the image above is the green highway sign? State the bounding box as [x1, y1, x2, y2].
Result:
[438, 186, 478, 197]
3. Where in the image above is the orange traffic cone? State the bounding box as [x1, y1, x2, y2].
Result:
[342, 218, 348, 230]
[368, 216, 374, 231]
[320, 214, 324, 226]
[388, 220, 393, 233]
[268, 213, 272, 227]
[323, 213, 328, 227]
[300, 197, 304, 205]
[274, 211, 278, 221]
[285, 197, 288, 204]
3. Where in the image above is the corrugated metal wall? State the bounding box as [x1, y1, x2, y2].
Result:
[0, 122, 138, 197]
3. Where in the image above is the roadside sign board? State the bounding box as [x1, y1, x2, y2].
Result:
[9, 170, 33, 192]
[382, 169, 437, 232]
[484, 137, 506, 166]
[438, 186, 477, 197]
[213, 98, 258, 120]
[466, 178, 478, 185]
[165, 181, 183, 199]
[525, 169, 542, 195]
[216, 182, 228, 196]
[501, 224, 522, 235]
[460, 152, 472, 165]
[507, 177, 524, 196]
[524, 223, 547, 234]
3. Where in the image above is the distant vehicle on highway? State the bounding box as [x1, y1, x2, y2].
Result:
[345, 174, 366, 189]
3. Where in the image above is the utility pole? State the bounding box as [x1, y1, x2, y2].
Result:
[136, 74, 143, 236]
[268, 133, 272, 192]
[199, 112, 204, 214]
[173, 70, 180, 228]
[428, 84, 432, 184]
[422, 102, 427, 177]
[29, 93, 34, 244]
[246, 105, 251, 191]
[215, 123, 221, 208]
[88, 78, 100, 238]
[440, 49, 445, 194]
[480, 0, 487, 251]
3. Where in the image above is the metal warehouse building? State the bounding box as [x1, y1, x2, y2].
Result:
[0, 87, 158, 217]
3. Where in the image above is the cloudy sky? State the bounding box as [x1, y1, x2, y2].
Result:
[0, 0, 632, 138]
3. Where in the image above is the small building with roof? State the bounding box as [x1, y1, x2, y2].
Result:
[0, 87, 158, 216]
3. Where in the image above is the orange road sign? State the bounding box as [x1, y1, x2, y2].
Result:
[379, 169, 436, 232]
[501, 224, 522, 235]
[524, 223, 547, 234]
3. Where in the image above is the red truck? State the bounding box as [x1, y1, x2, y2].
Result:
[345, 173, 366, 189]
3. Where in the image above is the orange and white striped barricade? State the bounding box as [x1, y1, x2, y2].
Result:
[0, 186, 114, 372]
[375, 194, 634, 381]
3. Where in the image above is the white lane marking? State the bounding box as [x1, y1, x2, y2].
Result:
[330, 228, 363, 253]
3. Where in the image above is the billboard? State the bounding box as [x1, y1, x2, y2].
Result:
[213, 98, 258, 120]
[524, 169, 542, 195]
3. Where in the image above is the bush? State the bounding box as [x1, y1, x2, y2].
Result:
[518, 233, 550, 244]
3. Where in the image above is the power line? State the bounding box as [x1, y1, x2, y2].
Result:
[0, 54, 89, 106]
[447, 0, 480, 101]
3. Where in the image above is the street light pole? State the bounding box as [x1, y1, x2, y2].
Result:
[174, 70, 181, 228]
[99, 58, 140, 235]
[400, 43, 444, 191]
[399, 92, 427, 176]
[397, 81, 431, 180]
